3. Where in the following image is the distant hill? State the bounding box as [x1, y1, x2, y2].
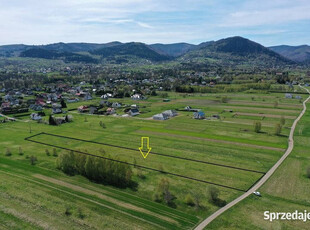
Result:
[20, 48, 98, 63]
[149, 43, 195, 57]
[91, 42, 171, 61]
[0, 44, 30, 57]
[180, 36, 293, 67]
[41, 42, 122, 53]
[0, 42, 123, 57]
[269, 45, 310, 63]
[0, 37, 304, 67]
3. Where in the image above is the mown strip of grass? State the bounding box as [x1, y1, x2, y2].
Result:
[140, 127, 287, 149]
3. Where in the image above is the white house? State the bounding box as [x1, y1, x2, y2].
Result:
[153, 113, 169, 120]
[30, 113, 42, 121]
[162, 110, 178, 118]
[112, 102, 122, 108]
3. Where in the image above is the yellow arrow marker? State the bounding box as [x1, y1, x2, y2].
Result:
[139, 137, 152, 159]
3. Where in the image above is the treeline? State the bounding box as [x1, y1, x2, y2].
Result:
[56, 151, 133, 188]
[175, 83, 271, 93]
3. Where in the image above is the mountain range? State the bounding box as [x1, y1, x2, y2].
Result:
[0, 36, 308, 66]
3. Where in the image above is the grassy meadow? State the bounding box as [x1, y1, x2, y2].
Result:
[0, 89, 304, 229]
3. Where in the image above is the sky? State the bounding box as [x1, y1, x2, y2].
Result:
[0, 0, 309, 46]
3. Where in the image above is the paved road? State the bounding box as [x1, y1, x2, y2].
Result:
[195, 86, 310, 230]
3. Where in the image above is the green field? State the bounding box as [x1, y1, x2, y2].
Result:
[205, 93, 310, 229]
[0, 90, 304, 229]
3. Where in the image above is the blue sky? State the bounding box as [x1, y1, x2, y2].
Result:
[0, 0, 309, 46]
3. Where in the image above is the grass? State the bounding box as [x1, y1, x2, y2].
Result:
[0, 90, 304, 229]
[207, 93, 310, 229]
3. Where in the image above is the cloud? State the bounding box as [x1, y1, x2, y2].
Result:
[221, 0, 310, 27]
[0, 0, 308, 45]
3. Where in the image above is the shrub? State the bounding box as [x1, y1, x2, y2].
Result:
[184, 194, 195, 206]
[137, 168, 146, 179]
[53, 148, 58, 157]
[274, 123, 282, 135]
[280, 116, 286, 126]
[208, 186, 219, 203]
[5, 148, 12, 156]
[254, 121, 262, 133]
[77, 208, 85, 219]
[65, 207, 72, 216]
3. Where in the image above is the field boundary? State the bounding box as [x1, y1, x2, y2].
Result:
[25, 132, 266, 192]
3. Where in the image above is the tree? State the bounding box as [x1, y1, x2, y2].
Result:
[151, 90, 157, 96]
[153, 178, 175, 206]
[254, 121, 262, 133]
[306, 166, 310, 178]
[53, 148, 58, 157]
[18, 147, 24, 156]
[274, 101, 279, 108]
[192, 192, 202, 210]
[45, 149, 50, 156]
[221, 96, 229, 103]
[84, 155, 97, 181]
[280, 116, 286, 126]
[274, 123, 282, 135]
[49, 115, 56, 125]
[30, 155, 37, 165]
[61, 99, 67, 108]
[56, 151, 75, 175]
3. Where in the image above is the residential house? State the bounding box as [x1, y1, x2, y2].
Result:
[30, 113, 42, 121]
[84, 93, 92, 101]
[193, 111, 205, 119]
[131, 94, 144, 100]
[129, 108, 140, 116]
[67, 98, 79, 103]
[78, 105, 88, 113]
[162, 110, 178, 118]
[285, 93, 293, 99]
[89, 106, 98, 114]
[29, 104, 43, 111]
[112, 102, 121, 108]
[106, 107, 115, 115]
[295, 95, 302, 99]
[153, 113, 169, 120]
[52, 103, 62, 114]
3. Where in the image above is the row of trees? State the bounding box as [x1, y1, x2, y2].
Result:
[56, 151, 133, 188]
[152, 178, 226, 209]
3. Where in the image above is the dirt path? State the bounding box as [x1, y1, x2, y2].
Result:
[136, 130, 285, 152]
[194, 85, 310, 229]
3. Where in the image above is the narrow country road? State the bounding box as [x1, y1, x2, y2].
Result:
[195, 86, 310, 230]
